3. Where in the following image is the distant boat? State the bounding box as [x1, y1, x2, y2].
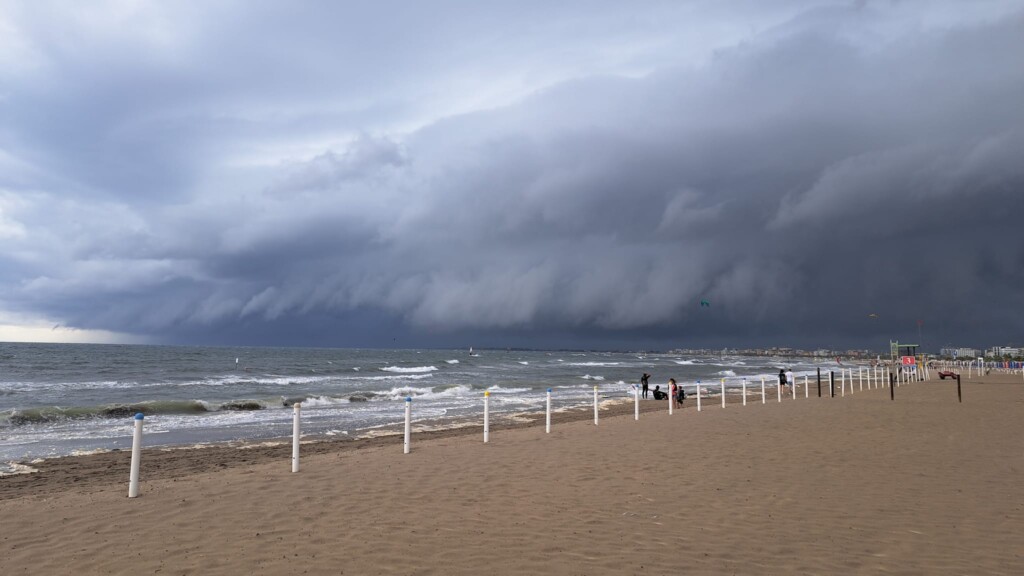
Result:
[469, 347, 480, 357]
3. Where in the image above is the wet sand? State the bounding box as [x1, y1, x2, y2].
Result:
[2, 373, 1021, 574]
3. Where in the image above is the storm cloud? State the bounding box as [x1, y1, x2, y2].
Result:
[1, 1, 1022, 350]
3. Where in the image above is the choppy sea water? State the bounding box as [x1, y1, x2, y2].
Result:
[0, 343, 842, 472]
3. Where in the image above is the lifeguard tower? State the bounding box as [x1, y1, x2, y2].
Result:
[890, 341, 920, 381]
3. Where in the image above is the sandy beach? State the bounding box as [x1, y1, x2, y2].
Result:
[2, 372, 1021, 575]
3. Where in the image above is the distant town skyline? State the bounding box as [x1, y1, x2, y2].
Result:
[1, 1, 1022, 349]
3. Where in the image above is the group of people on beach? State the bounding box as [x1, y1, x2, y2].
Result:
[640, 373, 686, 407]
[639, 368, 797, 405]
[778, 368, 795, 393]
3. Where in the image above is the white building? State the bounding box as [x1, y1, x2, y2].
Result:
[941, 347, 980, 358]
[988, 346, 1021, 358]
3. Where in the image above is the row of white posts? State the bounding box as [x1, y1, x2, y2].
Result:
[126, 363, 940, 497]
[935, 359, 1024, 382]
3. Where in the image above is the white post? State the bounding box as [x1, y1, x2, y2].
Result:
[403, 397, 411, 454]
[742, 378, 747, 406]
[634, 384, 640, 420]
[841, 371, 845, 397]
[804, 374, 809, 398]
[593, 386, 599, 425]
[760, 377, 766, 404]
[546, 388, 552, 433]
[697, 381, 702, 412]
[292, 403, 301, 472]
[859, 367, 863, 391]
[127, 413, 144, 498]
[721, 378, 726, 408]
[777, 377, 782, 403]
[791, 376, 796, 400]
[669, 383, 673, 415]
[968, 363, 972, 379]
[484, 391, 490, 443]
[848, 369, 853, 395]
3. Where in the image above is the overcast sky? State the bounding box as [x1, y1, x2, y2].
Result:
[1, 0, 1022, 351]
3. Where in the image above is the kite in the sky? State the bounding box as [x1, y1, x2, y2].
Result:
[868, 313, 879, 318]
[700, 299, 710, 308]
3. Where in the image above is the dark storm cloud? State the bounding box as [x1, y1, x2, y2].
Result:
[1, 1, 1022, 349]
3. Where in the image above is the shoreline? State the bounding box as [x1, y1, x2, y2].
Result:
[1, 373, 1021, 574]
[0, 374, 914, 498]
[1, 393, 672, 499]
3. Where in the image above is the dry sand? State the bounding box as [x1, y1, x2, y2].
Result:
[2, 373, 1021, 575]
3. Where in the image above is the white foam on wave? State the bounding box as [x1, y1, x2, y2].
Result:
[486, 385, 532, 394]
[518, 361, 529, 365]
[717, 370, 737, 376]
[360, 374, 434, 382]
[0, 462, 38, 476]
[381, 366, 438, 374]
[581, 374, 605, 381]
[299, 395, 351, 407]
[673, 360, 697, 365]
[445, 360, 460, 364]
[179, 375, 328, 387]
[382, 385, 473, 401]
[568, 362, 620, 367]
[1, 380, 157, 391]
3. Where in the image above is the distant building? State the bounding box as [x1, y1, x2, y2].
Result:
[988, 346, 1021, 358]
[940, 347, 980, 358]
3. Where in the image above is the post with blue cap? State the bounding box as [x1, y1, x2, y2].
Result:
[483, 391, 490, 443]
[545, 388, 552, 433]
[742, 378, 747, 406]
[292, 403, 301, 473]
[696, 380, 702, 412]
[633, 383, 639, 420]
[593, 386, 599, 425]
[721, 378, 726, 409]
[128, 413, 144, 498]
[404, 396, 412, 454]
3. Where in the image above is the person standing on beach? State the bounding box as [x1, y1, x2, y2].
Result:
[786, 368, 794, 393]
[673, 379, 685, 407]
[641, 373, 650, 399]
[778, 369, 786, 396]
[669, 378, 677, 405]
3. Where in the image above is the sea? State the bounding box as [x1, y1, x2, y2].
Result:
[0, 342, 839, 474]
